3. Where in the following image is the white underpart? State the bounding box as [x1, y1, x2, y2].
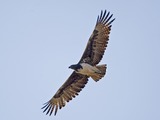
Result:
[76, 63, 101, 76]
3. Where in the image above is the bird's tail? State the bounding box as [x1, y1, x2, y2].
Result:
[91, 64, 107, 82]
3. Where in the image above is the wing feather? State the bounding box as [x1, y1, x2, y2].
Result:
[42, 72, 88, 116]
[79, 10, 115, 65]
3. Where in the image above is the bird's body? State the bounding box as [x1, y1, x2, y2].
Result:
[69, 63, 106, 81]
[42, 10, 115, 116]
[75, 63, 102, 75]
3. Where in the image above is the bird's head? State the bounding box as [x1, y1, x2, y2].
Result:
[69, 64, 82, 71]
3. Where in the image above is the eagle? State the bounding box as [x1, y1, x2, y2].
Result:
[42, 10, 115, 116]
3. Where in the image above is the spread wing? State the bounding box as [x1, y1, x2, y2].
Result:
[42, 10, 115, 116]
[42, 72, 88, 116]
[79, 10, 115, 65]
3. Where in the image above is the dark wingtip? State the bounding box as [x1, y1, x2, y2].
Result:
[54, 105, 58, 116]
[96, 10, 115, 25]
[42, 101, 55, 116]
[108, 18, 115, 25]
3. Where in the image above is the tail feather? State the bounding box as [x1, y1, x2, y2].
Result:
[91, 64, 107, 82]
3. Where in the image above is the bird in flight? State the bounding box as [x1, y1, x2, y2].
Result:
[42, 10, 115, 116]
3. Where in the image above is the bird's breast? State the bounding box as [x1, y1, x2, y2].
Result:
[76, 63, 95, 76]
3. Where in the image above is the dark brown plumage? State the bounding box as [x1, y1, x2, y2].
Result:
[42, 10, 115, 116]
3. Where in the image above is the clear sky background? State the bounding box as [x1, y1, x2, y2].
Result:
[0, 0, 160, 120]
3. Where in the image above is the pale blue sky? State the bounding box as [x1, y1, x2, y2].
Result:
[0, 0, 160, 120]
